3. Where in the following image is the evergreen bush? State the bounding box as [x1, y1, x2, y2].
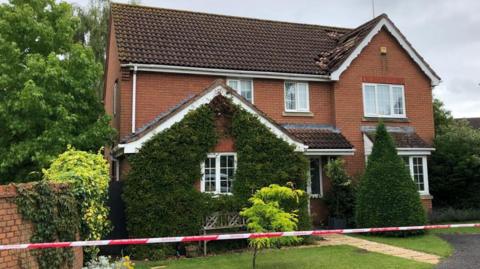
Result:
[355, 123, 426, 235]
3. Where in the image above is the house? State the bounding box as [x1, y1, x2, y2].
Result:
[104, 3, 440, 224]
[457, 117, 480, 129]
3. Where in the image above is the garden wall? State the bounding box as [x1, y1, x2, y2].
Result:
[0, 183, 83, 269]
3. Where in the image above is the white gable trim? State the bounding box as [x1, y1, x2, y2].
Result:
[330, 18, 441, 86]
[118, 85, 308, 153]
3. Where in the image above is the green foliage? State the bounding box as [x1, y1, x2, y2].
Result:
[0, 0, 115, 183]
[324, 159, 356, 224]
[433, 98, 454, 135]
[429, 121, 480, 209]
[429, 207, 480, 224]
[240, 184, 303, 269]
[232, 108, 310, 230]
[44, 147, 111, 260]
[16, 181, 80, 269]
[123, 105, 218, 259]
[356, 123, 426, 234]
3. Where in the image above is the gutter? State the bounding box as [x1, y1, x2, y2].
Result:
[121, 63, 331, 82]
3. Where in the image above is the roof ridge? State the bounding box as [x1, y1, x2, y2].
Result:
[111, 2, 352, 32]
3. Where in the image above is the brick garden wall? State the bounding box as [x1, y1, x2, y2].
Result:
[0, 184, 83, 269]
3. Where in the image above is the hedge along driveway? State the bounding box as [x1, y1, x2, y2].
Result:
[135, 245, 434, 269]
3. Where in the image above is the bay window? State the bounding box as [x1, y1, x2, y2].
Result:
[403, 156, 429, 195]
[227, 79, 253, 103]
[363, 83, 406, 118]
[285, 82, 309, 112]
[202, 153, 236, 194]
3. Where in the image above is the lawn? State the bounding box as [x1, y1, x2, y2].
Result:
[135, 245, 433, 269]
[354, 225, 480, 257]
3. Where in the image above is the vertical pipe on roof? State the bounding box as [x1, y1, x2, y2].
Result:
[131, 65, 137, 133]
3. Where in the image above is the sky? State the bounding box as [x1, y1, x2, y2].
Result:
[8, 0, 480, 117]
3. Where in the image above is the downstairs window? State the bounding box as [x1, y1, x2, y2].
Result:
[202, 153, 236, 194]
[403, 156, 429, 195]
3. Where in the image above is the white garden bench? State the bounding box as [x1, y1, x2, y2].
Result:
[201, 212, 246, 256]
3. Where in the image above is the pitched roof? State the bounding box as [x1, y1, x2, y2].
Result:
[365, 131, 432, 149]
[286, 127, 353, 149]
[118, 80, 307, 153]
[111, 3, 351, 75]
[458, 117, 480, 129]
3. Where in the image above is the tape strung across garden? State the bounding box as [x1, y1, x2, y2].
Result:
[1, 223, 479, 250]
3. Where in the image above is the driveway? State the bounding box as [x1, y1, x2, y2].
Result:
[436, 234, 480, 269]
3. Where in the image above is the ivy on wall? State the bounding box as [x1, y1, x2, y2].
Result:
[123, 95, 310, 259]
[16, 181, 80, 269]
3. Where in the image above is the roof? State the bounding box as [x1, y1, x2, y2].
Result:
[111, 3, 353, 75]
[118, 80, 307, 153]
[365, 131, 432, 149]
[286, 127, 353, 149]
[458, 117, 480, 129]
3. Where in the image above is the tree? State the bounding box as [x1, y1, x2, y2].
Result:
[44, 146, 111, 261]
[433, 98, 454, 135]
[240, 184, 303, 269]
[356, 123, 426, 233]
[74, 0, 110, 98]
[0, 0, 115, 183]
[429, 121, 480, 209]
[324, 158, 356, 226]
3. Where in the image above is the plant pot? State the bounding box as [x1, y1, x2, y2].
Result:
[328, 217, 347, 229]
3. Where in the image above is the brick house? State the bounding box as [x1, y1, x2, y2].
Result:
[104, 3, 440, 223]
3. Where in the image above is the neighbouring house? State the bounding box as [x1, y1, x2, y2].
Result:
[104, 3, 440, 225]
[457, 117, 480, 129]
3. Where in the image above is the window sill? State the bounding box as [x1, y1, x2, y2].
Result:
[362, 117, 410, 123]
[283, 111, 314, 117]
[309, 194, 323, 199]
[420, 194, 433, 199]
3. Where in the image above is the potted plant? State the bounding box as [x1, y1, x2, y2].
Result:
[324, 159, 356, 229]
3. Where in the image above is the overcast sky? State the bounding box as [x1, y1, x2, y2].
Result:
[9, 0, 480, 117]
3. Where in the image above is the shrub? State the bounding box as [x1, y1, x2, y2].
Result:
[429, 121, 480, 209]
[355, 123, 426, 235]
[240, 184, 304, 269]
[429, 207, 480, 224]
[44, 147, 111, 260]
[324, 159, 356, 226]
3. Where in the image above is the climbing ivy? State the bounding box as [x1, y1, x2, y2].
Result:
[123, 95, 310, 259]
[16, 181, 80, 269]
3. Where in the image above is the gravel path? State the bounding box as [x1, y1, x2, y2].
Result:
[436, 234, 480, 269]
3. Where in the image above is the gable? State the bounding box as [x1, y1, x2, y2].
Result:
[330, 17, 441, 86]
[117, 81, 307, 154]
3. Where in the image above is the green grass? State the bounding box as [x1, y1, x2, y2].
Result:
[354, 233, 453, 257]
[354, 225, 480, 258]
[134, 245, 433, 269]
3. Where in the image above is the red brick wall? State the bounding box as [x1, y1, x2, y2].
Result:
[104, 18, 122, 131]
[333, 28, 434, 176]
[0, 184, 83, 269]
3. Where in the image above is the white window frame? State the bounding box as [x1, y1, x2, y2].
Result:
[201, 152, 237, 195]
[227, 78, 254, 103]
[284, 81, 310, 112]
[362, 83, 406, 118]
[307, 158, 323, 198]
[404, 156, 429, 195]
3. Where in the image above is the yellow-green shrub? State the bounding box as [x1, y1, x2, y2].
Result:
[44, 146, 111, 259]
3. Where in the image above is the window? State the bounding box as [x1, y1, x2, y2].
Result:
[308, 158, 323, 198]
[202, 153, 236, 194]
[227, 79, 253, 103]
[363, 83, 405, 118]
[113, 81, 119, 117]
[403, 156, 429, 194]
[284, 82, 309, 112]
[111, 158, 119, 182]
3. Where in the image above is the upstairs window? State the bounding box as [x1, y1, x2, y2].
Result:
[227, 79, 253, 103]
[363, 83, 405, 118]
[285, 82, 309, 112]
[202, 153, 236, 194]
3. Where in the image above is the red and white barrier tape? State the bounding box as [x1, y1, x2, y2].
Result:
[1, 223, 479, 250]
